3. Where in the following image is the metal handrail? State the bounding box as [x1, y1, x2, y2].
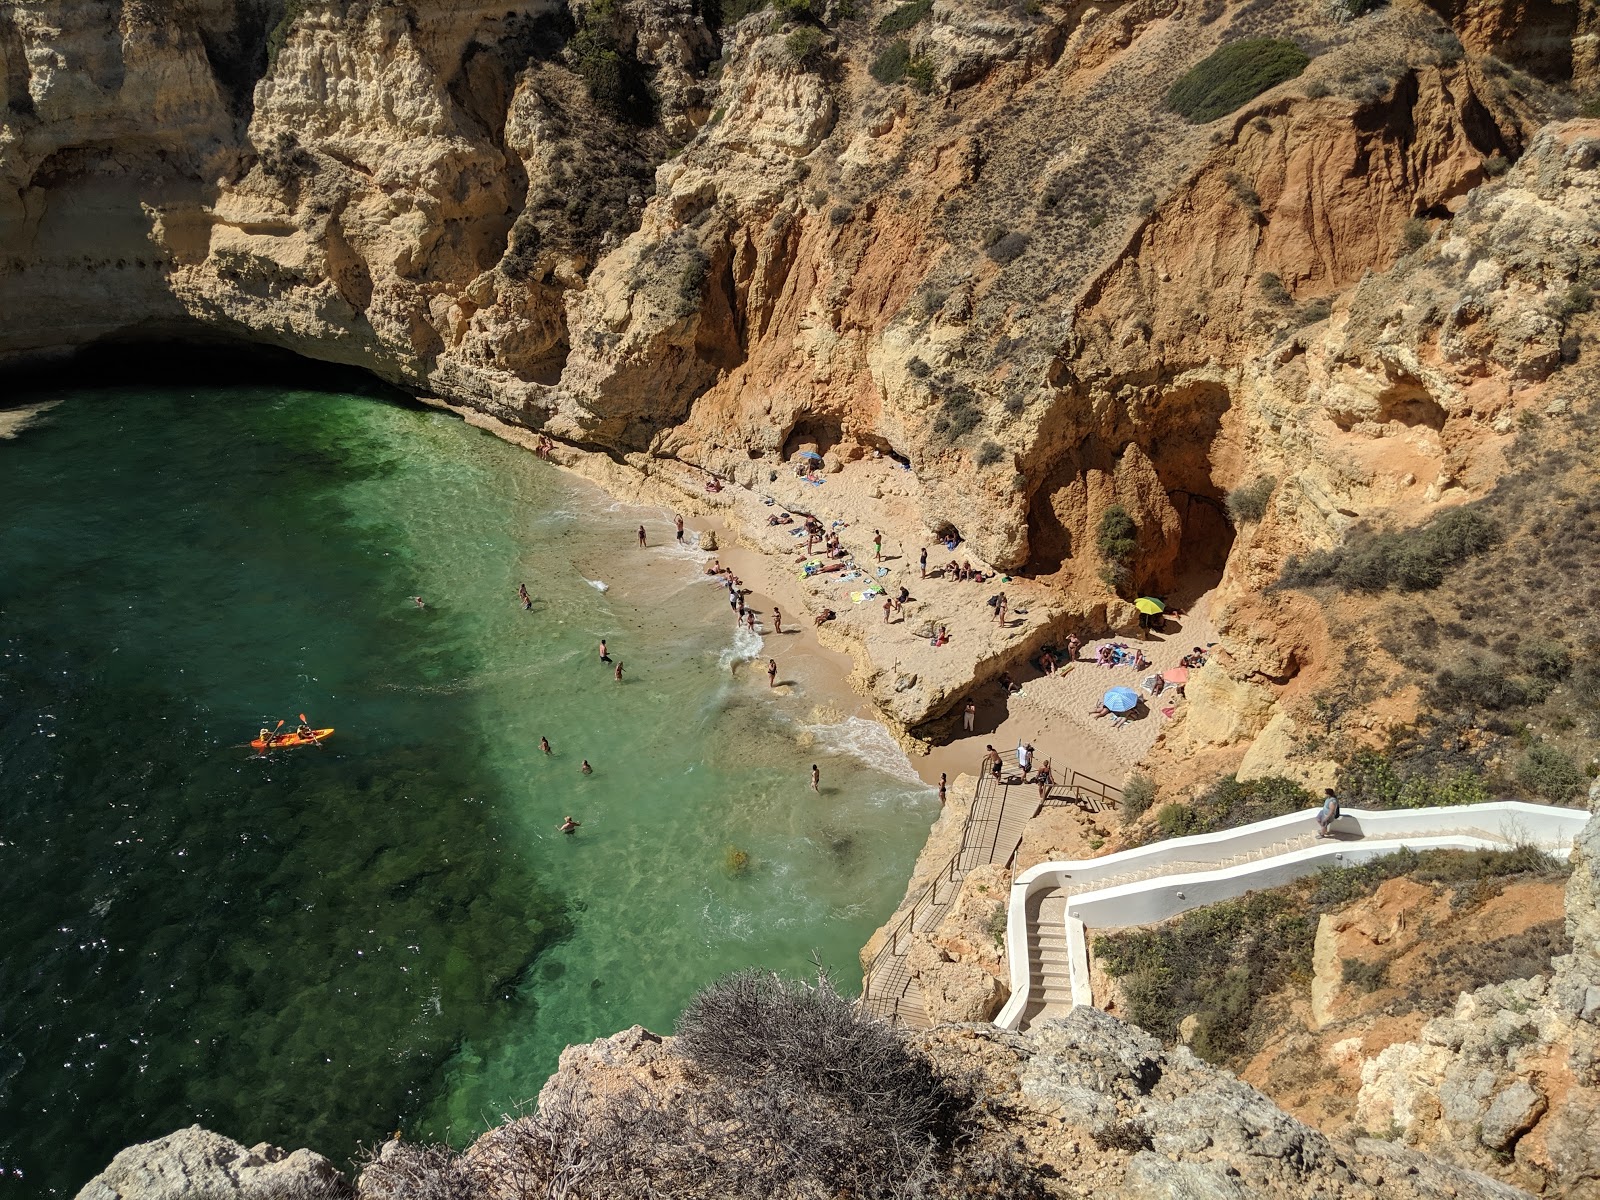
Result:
[861, 752, 1124, 1021]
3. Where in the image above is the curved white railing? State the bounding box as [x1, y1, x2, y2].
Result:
[994, 801, 1591, 1031]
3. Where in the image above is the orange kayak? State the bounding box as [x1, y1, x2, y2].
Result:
[252, 728, 333, 751]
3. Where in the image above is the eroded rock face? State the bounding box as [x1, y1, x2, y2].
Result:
[75, 1125, 351, 1200]
[1353, 799, 1600, 1196]
[1, 0, 1595, 750]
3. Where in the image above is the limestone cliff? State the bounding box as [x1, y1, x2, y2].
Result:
[3, 0, 1594, 751]
[79, 1012, 1533, 1200]
[1349, 789, 1600, 1197]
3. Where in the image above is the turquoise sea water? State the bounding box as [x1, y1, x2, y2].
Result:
[0, 384, 936, 1195]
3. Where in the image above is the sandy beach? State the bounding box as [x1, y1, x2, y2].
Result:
[439, 400, 1218, 799]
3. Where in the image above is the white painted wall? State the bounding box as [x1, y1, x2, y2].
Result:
[994, 802, 1589, 1031]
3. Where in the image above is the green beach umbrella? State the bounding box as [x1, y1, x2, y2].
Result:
[1134, 597, 1166, 614]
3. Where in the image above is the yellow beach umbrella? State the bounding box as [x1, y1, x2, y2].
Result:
[1134, 597, 1166, 614]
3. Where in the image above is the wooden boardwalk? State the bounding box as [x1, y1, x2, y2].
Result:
[859, 753, 1120, 1028]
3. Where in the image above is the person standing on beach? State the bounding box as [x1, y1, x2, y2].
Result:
[767, 658, 777, 687]
[599, 639, 611, 662]
[919, 547, 927, 578]
[637, 524, 647, 548]
[675, 514, 685, 543]
[963, 699, 976, 732]
[873, 530, 883, 561]
[811, 764, 820, 793]
[1066, 633, 1080, 662]
[938, 772, 947, 804]
[614, 661, 625, 682]
[540, 736, 552, 755]
[883, 597, 893, 623]
[772, 609, 782, 634]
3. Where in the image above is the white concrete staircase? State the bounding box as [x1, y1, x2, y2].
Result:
[995, 802, 1591, 1033]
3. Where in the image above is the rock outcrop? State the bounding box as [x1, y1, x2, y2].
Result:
[76, 1125, 351, 1200]
[1353, 793, 1600, 1196]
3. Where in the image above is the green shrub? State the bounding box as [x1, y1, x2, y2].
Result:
[1482, 153, 1511, 177]
[570, 15, 657, 125]
[1166, 38, 1311, 123]
[905, 54, 936, 91]
[1557, 284, 1593, 318]
[773, 0, 825, 19]
[1520, 639, 1572, 682]
[1097, 504, 1137, 563]
[931, 388, 981, 440]
[719, 0, 769, 26]
[1517, 743, 1585, 802]
[1278, 505, 1499, 593]
[1156, 802, 1197, 838]
[1181, 775, 1310, 836]
[877, 0, 932, 33]
[1401, 217, 1428, 252]
[1094, 889, 1313, 1058]
[1226, 476, 1275, 523]
[1341, 957, 1388, 992]
[870, 38, 910, 83]
[265, 0, 309, 69]
[1122, 774, 1156, 821]
[786, 25, 826, 64]
[975, 441, 1005, 467]
[1258, 272, 1290, 305]
[985, 232, 1028, 264]
[1336, 750, 1491, 809]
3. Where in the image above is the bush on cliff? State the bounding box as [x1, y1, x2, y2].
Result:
[366, 969, 1038, 1198]
[877, 0, 932, 34]
[1225, 476, 1275, 523]
[1277, 504, 1499, 593]
[1166, 38, 1311, 123]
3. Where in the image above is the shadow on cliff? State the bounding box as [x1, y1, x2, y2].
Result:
[0, 335, 414, 406]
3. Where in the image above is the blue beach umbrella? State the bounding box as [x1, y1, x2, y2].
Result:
[799, 449, 825, 461]
[1103, 686, 1140, 713]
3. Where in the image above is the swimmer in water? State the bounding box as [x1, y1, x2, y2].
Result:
[599, 639, 611, 662]
[559, 815, 580, 835]
[412, 596, 425, 608]
[540, 736, 552, 755]
[581, 760, 592, 775]
[614, 661, 624, 682]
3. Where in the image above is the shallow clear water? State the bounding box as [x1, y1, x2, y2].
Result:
[0, 385, 936, 1195]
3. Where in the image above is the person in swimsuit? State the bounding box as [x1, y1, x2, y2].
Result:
[540, 736, 552, 755]
[675, 514, 685, 543]
[581, 760, 592, 775]
[772, 609, 782, 634]
[767, 658, 777, 687]
[637, 525, 646, 548]
[559, 815, 580, 835]
[614, 661, 625, 682]
[937, 772, 947, 804]
[599, 639, 611, 662]
[811, 764, 820, 792]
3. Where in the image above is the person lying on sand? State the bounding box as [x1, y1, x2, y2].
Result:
[814, 609, 836, 625]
